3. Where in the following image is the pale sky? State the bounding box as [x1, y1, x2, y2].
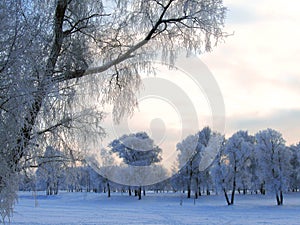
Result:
[100, 0, 300, 169]
[202, 0, 300, 145]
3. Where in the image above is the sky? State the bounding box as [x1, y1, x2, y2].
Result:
[202, 0, 300, 145]
[99, 0, 300, 169]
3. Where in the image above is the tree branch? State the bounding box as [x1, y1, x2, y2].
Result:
[34, 117, 73, 137]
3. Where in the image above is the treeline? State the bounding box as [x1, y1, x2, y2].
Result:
[19, 128, 300, 206]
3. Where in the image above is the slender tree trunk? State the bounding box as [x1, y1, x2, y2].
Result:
[276, 192, 280, 205]
[187, 165, 192, 199]
[46, 182, 50, 195]
[54, 181, 59, 195]
[260, 182, 265, 195]
[280, 190, 283, 205]
[223, 188, 231, 206]
[107, 182, 111, 198]
[128, 187, 131, 196]
[138, 186, 142, 200]
[187, 185, 191, 199]
[231, 176, 236, 205]
[276, 190, 283, 205]
[195, 177, 199, 199]
[206, 186, 210, 196]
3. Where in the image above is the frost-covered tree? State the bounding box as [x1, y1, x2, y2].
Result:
[109, 132, 162, 199]
[255, 129, 292, 205]
[198, 131, 224, 196]
[110, 132, 162, 166]
[289, 143, 300, 191]
[0, 0, 227, 218]
[85, 148, 118, 197]
[18, 171, 36, 192]
[35, 146, 66, 195]
[177, 132, 200, 198]
[177, 127, 221, 198]
[215, 131, 254, 205]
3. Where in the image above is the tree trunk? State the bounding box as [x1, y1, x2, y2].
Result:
[187, 186, 191, 199]
[206, 186, 210, 196]
[276, 192, 280, 205]
[128, 187, 131, 196]
[46, 182, 50, 195]
[276, 190, 283, 205]
[260, 183, 265, 195]
[54, 181, 59, 195]
[223, 188, 231, 206]
[231, 177, 236, 205]
[107, 182, 111, 198]
[195, 177, 199, 199]
[138, 186, 142, 200]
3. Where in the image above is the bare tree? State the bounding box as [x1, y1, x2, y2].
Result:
[0, 0, 227, 221]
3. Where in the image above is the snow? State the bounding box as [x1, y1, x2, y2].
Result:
[11, 192, 300, 225]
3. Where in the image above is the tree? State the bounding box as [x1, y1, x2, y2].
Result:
[177, 127, 221, 198]
[255, 129, 292, 205]
[177, 133, 199, 198]
[109, 132, 162, 199]
[0, 0, 227, 219]
[35, 146, 66, 195]
[85, 148, 118, 197]
[218, 131, 254, 205]
[289, 143, 300, 191]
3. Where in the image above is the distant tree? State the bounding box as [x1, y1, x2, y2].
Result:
[19, 171, 36, 192]
[220, 131, 254, 205]
[247, 145, 263, 195]
[177, 127, 221, 198]
[210, 139, 230, 200]
[288, 143, 300, 192]
[109, 132, 162, 199]
[198, 131, 224, 196]
[198, 170, 213, 196]
[85, 148, 118, 197]
[177, 133, 199, 198]
[36, 146, 66, 195]
[255, 129, 292, 205]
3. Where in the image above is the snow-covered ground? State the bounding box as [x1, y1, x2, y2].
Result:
[11, 191, 300, 225]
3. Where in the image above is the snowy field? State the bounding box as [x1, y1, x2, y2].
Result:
[10, 191, 300, 225]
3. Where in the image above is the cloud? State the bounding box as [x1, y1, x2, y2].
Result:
[226, 109, 300, 144]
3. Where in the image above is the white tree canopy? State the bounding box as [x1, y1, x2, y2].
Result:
[255, 129, 292, 205]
